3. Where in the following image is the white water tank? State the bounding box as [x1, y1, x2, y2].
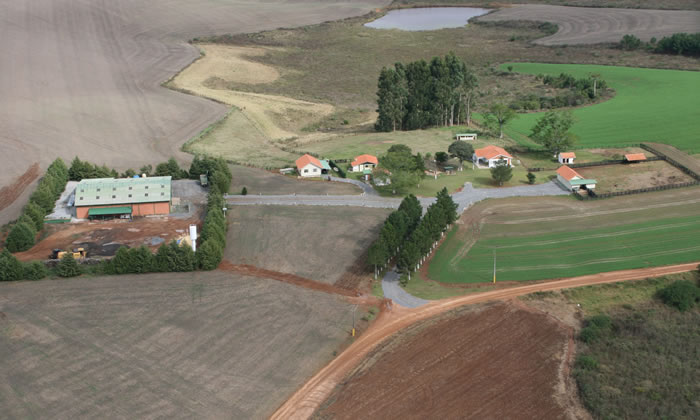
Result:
[189, 224, 197, 252]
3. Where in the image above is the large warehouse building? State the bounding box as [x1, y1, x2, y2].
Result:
[74, 176, 172, 219]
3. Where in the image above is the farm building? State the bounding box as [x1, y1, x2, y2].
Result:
[350, 154, 378, 172]
[625, 153, 647, 163]
[558, 152, 576, 164]
[473, 145, 513, 168]
[296, 154, 330, 177]
[455, 133, 477, 141]
[74, 176, 172, 219]
[556, 166, 596, 191]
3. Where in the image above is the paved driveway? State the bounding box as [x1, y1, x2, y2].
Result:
[381, 268, 429, 308]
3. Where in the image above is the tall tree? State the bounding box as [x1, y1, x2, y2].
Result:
[490, 160, 513, 186]
[484, 103, 517, 139]
[530, 110, 577, 155]
[448, 141, 474, 169]
[367, 238, 389, 279]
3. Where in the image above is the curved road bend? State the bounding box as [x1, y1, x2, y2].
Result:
[271, 262, 700, 420]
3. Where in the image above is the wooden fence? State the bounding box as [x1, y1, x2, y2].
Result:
[573, 180, 700, 200]
[640, 143, 700, 180]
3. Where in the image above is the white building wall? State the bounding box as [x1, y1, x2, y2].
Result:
[299, 163, 321, 177]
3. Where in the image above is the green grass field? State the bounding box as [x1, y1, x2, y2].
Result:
[502, 63, 700, 152]
[430, 194, 700, 283]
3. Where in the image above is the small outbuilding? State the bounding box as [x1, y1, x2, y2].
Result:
[350, 154, 379, 172]
[473, 145, 513, 168]
[625, 153, 647, 163]
[556, 165, 596, 191]
[558, 152, 576, 164]
[296, 154, 330, 177]
[455, 133, 477, 141]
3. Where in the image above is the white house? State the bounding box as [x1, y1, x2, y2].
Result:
[350, 154, 379, 172]
[473, 145, 513, 168]
[556, 165, 596, 191]
[296, 154, 330, 177]
[455, 133, 477, 141]
[558, 152, 576, 164]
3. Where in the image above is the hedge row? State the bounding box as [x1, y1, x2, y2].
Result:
[5, 159, 69, 252]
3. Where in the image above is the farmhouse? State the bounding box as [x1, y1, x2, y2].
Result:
[74, 176, 172, 219]
[296, 154, 330, 177]
[556, 166, 596, 191]
[625, 153, 647, 163]
[350, 154, 379, 172]
[455, 133, 477, 141]
[558, 152, 576, 164]
[473, 145, 513, 168]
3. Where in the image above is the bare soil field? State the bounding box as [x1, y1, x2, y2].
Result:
[644, 142, 700, 176]
[13, 214, 202, 261]
[576, 161, 694, 193]
[0, 0, 388, 225]
[393, 0, 700, 11]
[314, 301, 577, 420]
[479, 5, 700, 45]
[0, 270, 357, 419]
[231, 165, 360, 196]
[225, 206, 390, 287]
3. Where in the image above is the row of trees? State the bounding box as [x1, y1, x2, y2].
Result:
[366, 189, 458, 281]
[620, 33, 700, 57]
[376, 53, 478, 132]
[5, 159, 70, 252]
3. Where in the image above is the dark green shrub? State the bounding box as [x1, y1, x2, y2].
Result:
[24, 202, 46, 231]
[23, 261, 48, 280]
[111, 247, 132, 274]
[527, 172, 536, 184]
[588, 314, 612, 330]
[153, 242, 177, 272]
[6, 222, 36, 252]
[56, 253, 81, 277]
[196, 240, 223, 270]
[173, 244, 196, 272]
[0, 249, 24, 281]
[576, 355, 599, 371]
[658, 280, 700, 311]
[129, 246, 155, 273]
[580, 326, 601, 343]
[241, 187, 248, 195]
[211, 170, 231, 193]
[619, 34, 642, 50]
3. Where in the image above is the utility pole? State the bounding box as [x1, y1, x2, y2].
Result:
[352, 305, 357, 337]
[493, 249, 497, 284]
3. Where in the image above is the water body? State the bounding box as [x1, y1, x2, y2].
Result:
[365, 7, 491, 31]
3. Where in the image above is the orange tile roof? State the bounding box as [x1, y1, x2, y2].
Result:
[625, 153, 647, 161]
[351, 154, 379, 167]
[560, 152, 576, 159]
[556, 165, 582, 181]
[295, 154, 323, 171]
[474, 145, 513, 160]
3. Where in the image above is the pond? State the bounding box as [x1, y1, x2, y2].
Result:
[365, 7, 491, 31]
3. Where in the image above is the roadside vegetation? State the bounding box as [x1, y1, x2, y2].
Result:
[567, 271, 700, 419]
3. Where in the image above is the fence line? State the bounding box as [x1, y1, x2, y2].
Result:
[573, 180, 700, 200]
[640, 143, 700, 180]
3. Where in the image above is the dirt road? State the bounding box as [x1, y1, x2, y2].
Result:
[271, 261, 699, 419]
[479, 5, 700, 45]
[0, 0, 388, 225]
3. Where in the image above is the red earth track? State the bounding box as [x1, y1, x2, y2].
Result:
[0, 163, 39, 212]
[271, 262, 700, 419]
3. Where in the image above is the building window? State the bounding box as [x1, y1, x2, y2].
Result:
[161, 192, 164, 196]
[97, 188, 100, 192]
[145, 193, 148, 197]
[129, 186, 132, 190]
[304, 169, 308, 173]
[112, 195, 116, 199]
[79, 197, 83, 200]
[96, 196, 100, 199]
[80, 189, 84, 192]
[128, 194, 132, 198]
[113, 187, 116, 191]
[161, 185, 164, 188]
[145, 186, 148, 189]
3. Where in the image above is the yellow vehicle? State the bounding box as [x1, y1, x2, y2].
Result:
[50, 247, 88, 260]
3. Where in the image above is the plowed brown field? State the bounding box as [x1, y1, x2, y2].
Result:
[315, 302, 574, 420]
[0, 0, 388, 224]
[273, 262, 699, 419]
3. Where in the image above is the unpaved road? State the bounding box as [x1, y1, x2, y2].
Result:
[0, 0, 389, 225]
[271, 261, 699, 419]
[479, 5, 700, 45]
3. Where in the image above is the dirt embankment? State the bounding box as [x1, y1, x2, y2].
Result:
[0, 163, 39, 212]
[315, 301, 577, 420]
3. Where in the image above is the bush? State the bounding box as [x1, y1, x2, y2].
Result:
[0, 249, 24, 281]
[435, 151, 449, 163]
[527, 172, 536, 184]
[241, 187, 248, 195]
[129, 246, 154, 273]
[655, 32, 700, 57]
[154, 158, 187, 179]
[579, 326, 602, 343]
[576, 355, 599, 371]
[111, 247, 132, 275]
[24, 202, 46, 231]
[23, 261, 48, 280]
[658, 280, 700, 311]
[5, 222, 36, 252]
[619, 34, 642, 50]
[56, 253, 81, 277]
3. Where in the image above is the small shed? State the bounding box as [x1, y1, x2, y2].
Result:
[625, 153, 647, 163]
[455, 133, 477, 141]
[350, 154, 379, 172]
[556, 166, 596, 191]
[558, 152, 576, 164]
[199, 174, 208, 186]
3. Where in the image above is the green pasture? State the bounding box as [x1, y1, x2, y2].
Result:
[501, 63, 700, 153]
[430, 214, 700, 283]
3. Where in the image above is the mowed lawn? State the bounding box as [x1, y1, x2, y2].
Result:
[501, 64, 700, 152]
[430, 189, 700, 283]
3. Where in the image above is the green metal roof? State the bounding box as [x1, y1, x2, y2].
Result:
[88, 206, 132, 216]
[75, 176, 171, 207]
[319, 160, 332, 171]
[569, 179, 597, 185]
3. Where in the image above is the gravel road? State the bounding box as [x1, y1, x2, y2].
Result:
[381, 269, 429, 308]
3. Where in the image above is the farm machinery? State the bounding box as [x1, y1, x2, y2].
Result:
[50, 247, 88, 260]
